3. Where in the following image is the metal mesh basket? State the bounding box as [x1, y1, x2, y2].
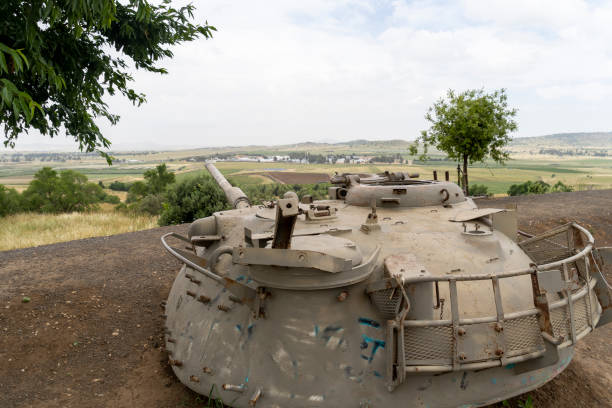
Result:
[504, 314, 544, 356]
[369, 287, 402, 319]
[404, 325, 453, 364]
[519, 224, 575, 265]
[550, 294, 592, 339]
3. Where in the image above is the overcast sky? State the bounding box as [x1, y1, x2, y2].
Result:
[7, 0, 612, 151]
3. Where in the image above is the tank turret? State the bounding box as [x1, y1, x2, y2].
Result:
[161, 164, 612, 407]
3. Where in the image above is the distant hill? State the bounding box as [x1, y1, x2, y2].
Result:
[510, 132, 612, 149]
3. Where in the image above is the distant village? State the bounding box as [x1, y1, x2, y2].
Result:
[197, 152, 411, 165]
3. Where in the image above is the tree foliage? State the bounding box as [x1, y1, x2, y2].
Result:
[158, 175, 228, 226]
[144, 163, 175, 194]
[0, 0, 215, 161]
[22, 167, 108, 212]
[411, 89, 518, 193]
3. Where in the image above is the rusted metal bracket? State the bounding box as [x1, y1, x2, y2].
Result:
[530, 265, 555, 337]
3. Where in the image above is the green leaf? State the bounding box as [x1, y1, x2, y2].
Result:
[1, 85, 12, 106]
[15, 49, 29, 68]
[12, 99, 21, 121]
[0, 52, 7, 73]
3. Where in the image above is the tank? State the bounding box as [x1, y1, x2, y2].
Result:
[161, 163, 612, 407]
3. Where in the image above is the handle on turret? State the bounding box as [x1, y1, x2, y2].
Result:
[205, 162, 251, 209]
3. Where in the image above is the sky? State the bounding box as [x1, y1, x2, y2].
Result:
[6, 0, 612, 151]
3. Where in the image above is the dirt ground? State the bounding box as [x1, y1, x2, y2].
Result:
[1, 189, 611, 408]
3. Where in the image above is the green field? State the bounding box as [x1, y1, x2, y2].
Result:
[204, 158, 612, 195]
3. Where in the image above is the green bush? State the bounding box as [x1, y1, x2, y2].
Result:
[109, 181, 130, 191]
[507, 180, 551, 196]
[158, 175, 229, 226]
[138, 194, 164, 215]
[551, 181, 573, 193]
[127, 181, 148, 203]
[468, 184, 490, 196]
[103, 194, 121, 204]
[0, 184, 24, 216]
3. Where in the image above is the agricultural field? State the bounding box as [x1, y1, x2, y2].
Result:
[2, 134, 612, 196]
[210, 158, 612, 195]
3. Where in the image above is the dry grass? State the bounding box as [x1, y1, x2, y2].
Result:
[0, 211, 159, 251]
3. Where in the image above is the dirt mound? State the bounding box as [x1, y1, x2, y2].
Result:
[1, 189, 611, 407]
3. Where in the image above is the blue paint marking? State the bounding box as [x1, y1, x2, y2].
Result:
[373, 370, 383, 378]
[314, 325, 319, 337]
[358, 317, 381, 328]
[246, 278, 253, 284]
[247, 324, 254, 339]
[504, 363, 516, 370]
[491, 378, 497, 385]
[236, 275, 246, 282]
[361, 334, 385, 363]
[235, 324, 242, 332]
[245, 376, 249, 383]
[521, 377, 527, 385]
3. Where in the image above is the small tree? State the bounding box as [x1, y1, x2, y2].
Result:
[410, 89, 518, 194]
[144, 164, 175, 194]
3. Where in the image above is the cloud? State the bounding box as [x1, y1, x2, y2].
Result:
[6, 0, 612, 150]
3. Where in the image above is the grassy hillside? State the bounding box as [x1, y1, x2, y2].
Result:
[0, 211, 158, 251]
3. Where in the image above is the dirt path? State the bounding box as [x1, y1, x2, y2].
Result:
[1, 190, 611, 408]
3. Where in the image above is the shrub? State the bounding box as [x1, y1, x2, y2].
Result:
[103, 194, 121, 204]
[127, 181, 148, 203]
[158, 175, 228, 226]
[507, 180, 550, 196]
[109, 181, 130, 191]
[551, 181, 574, 193]
[138, 194, 163, 215]
[0, 184, 24, 216]
[468, 184, 490, 196]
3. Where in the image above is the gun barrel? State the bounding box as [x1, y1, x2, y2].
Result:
[205, 163, 251, 209]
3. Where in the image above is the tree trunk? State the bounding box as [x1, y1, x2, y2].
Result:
[463, 154, 469, 195]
